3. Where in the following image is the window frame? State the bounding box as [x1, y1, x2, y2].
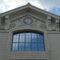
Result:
[11, 30, 45, 51]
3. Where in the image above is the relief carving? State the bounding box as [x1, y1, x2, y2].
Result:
[9, 22, 16, 29]
[9, 15, 46, 29]
[40, 23, 46, 29]
[23, 15, 33, 25]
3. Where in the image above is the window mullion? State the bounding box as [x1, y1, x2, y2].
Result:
[37, 34, 38, 51]
[31, 33, 32, 51]
[24, 33, 26, 51]
[18, 34, 20, 51]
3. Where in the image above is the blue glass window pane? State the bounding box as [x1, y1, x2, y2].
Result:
[19, 43, 24, 51]
[12, 32, 45, 51]
[40, 35, 43, 40]
[32, 47, 37, 51]
[32, 43, 37, 51]
[38, 43, 44, 47]
[32, 38, 38, 42]
[25, 43, 31, 47]
[12, 43, 18, 51]
[40, 43, 44, 47]
[38, 34, 43, 42]
[40, 48, 45, 51]
[26, 33, 31, 42]
[12, 43, 15, 51]
[13, 34, 19, 42]
[38, 44, 41, 48]
[32, 43, 37, 47]
[19, 33, 25, 42]
[25, 43, 31, 51]
[32, 33, 38, 42]
[38, 43, 44, 51]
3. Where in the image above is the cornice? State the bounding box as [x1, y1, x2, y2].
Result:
[0, 3, 60, 19]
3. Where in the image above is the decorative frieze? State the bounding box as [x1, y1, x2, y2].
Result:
[9, 15, 47, 30]
[9, 22, 16, 29]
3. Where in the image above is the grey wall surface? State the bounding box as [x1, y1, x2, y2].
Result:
[47, 32, 60, 60]
[0, 30, 60, 60]
[0, 30, 9, 60]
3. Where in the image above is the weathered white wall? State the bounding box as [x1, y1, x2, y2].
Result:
[47, 32, 60, 60]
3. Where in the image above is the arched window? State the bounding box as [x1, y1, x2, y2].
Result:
[12, 30, 45, 51]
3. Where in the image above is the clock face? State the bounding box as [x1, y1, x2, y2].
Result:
[23, 17, 33, 25]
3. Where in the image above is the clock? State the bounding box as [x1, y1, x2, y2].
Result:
[23, 16, 33, 25]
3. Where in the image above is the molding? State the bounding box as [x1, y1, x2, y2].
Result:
[9, 14, 46, 30]
[0, 3, 60, 19]
[0, 30, 9, 33]
[10, 13, 46, 23]
[47, 31, 60, 34]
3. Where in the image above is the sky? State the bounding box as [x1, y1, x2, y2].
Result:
[0, 0, 60, 16]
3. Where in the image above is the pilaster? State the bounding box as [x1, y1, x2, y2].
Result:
[46, 16, 52, 30]
[0, 17, 1, 25]
[5, 15, 10, 29]
[56, 19, 60, 31]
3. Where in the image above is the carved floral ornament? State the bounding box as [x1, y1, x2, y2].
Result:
[9, 16, 46, 29]
[23, 15, 33, 25]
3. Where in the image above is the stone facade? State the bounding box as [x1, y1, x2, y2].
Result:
[0, 3, 60, 60]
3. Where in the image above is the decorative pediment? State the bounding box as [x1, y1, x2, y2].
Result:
[9, 14, 46, 30]
[0, 3, 60, 31]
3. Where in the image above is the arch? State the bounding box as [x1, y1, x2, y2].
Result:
[13, 29, 44, 34]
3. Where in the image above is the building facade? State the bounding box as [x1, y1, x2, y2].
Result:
[0, 3, 60, 60]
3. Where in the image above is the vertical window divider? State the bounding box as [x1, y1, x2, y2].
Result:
[11, 34, 13, 51]
[43, 34, 45, 51]
[31, 33, 32, 51]
[24, 33, 26, 51]
[18, 34, 20, 51]
[37, 33, 38, 51]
